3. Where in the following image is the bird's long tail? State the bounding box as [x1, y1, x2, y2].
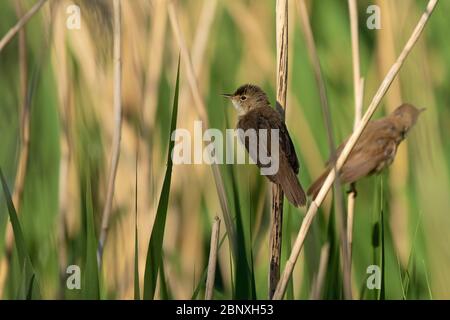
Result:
[277, 165, 306, 207]
[307, 168, 330, 200]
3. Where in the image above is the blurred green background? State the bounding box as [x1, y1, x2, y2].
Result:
[0, 0, 449, 299]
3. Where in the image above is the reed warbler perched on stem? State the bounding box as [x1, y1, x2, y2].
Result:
[308, 103, 425, 198]
[223, 84, 306, 207]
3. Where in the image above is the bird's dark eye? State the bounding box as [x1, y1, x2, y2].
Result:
[240, 95, 247, 101]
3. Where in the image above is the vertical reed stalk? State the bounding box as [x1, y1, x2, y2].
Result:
[143, 0, 167, 131]
[205, 216, 221, 300]
[273, 0, 439, 299]
[310, 242, 330, 299]
[168, 0, 237, 259]
[0, 0, 48, 53]
[269, 0, 288, 300]
[0, 0, 30, 296]
[9, 0, 29, 231]
[346, 0, 364, 298]
[297, 0, 351, 299]
[3, 0, 45, 256]
[98, 0, 123, 265]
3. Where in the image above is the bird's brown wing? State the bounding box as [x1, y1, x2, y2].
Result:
[308, 119, 399, 197]
[237, 107, 306, 206]
[281, 122, 300, 174]
[237, 107, 299, 174]
[326, 120, 387, 165]
[259, 107, 300, 174]
[339, 121, 398, 183]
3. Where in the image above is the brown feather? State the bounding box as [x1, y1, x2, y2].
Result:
[307, 103, 424, 199]
[237, 106, 306, 207]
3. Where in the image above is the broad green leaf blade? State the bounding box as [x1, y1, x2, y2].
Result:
[222, 114, 255, 299]
[1, 170, 27, 265]
[422, 260, 433, 299]
[26, 274, 35, 300]
[83, 181, 100, 299]
[323, 202, 342, 299]
[16, 261, 27, 299]
[143, 57, 180, 300]
[228, 165, 254, 299]
[191, 268, 208, 300]
[0, 169, 40, 299]
[159, 257, 172, 299]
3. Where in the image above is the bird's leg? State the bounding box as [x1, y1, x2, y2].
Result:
[347, 182, 357, 197]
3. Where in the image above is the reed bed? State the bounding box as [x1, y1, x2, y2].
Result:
[0, 0, 448, 300]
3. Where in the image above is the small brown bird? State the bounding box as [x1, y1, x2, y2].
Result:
[223, 84, 306, 207]
[308, 103, 425, 198]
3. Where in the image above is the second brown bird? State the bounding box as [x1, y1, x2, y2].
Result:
[308, 103, 424, 198]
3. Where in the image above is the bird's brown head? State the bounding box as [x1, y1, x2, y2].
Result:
[222, 84, 270, 115]
[390, 103, 425, 137]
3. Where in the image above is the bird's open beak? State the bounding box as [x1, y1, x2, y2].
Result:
[221, 93, 233, 99]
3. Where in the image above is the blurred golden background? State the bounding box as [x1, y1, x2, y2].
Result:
[0, 0, 449, 299]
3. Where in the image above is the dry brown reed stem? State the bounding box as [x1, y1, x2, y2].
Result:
[273, 0, 439, 300]
[178, 0, 217, 219]
[0, 0, 48, 53]
[178, 0, 217, 137]
[143, 0, 167, 131]
[191, 0, 218, 71]
[348, 0, 363, 130]
[268, 0, 288, 300]
[7, 0, 29, 237]
[346, 80, 364, 293]
[3, 0, 28, 256]
[310, 242, 330, 300]
[296, 0, 335, 153]
[347, 1, 364, 259]
[0, 0, 30, 297]
[54, 1, 72, 282]
[168, 2, 207, 121]
[3, 0, 40, 268]
[168, 0, 237, 259]
[225, 1, 274, 78]
[98, 0, 123, 264]
[296, 0, 351, 299]
[205, 216, 221, 300]
[178, 0, 218, 140]
[346, 183, 356, 273]
[346, 0, 364, 299]
[346, 84, 364, 271]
